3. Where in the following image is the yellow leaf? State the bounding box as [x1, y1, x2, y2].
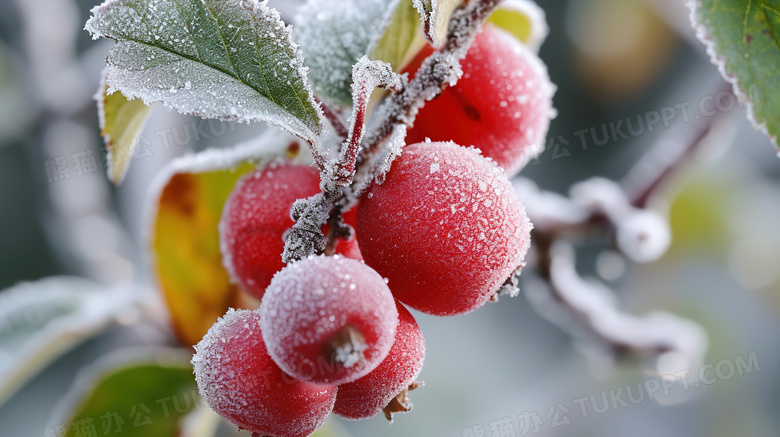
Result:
[148, 130, 305, 347]
[98, 72, 152, 185]
[414, 0, 462, 48]
[487, 0, 549, 52]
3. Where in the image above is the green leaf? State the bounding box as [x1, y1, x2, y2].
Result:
[487, 0, 548, 52]
[147, 129, 308, 347]
[85, 0, 323, 144]
[688, 0, 780, 149]
[413, 0, 461, 48]
[51, 349, 197, 437]
[0, 277, 145, 407]
[97, 72, 153, 185]
[369, 0, 427, 72]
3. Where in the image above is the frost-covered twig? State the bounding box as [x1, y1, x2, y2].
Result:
[333, 57, 402, 186]
[529, 240, 707, 370]
[516, 89, 730, 370]
[624, 90, 727, 209]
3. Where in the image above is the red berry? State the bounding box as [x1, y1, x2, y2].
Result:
[333, 301, 425, 421]
[192, 309, 336, 437]
[220, 162, 361, 299]
[260, 255, 398, 385]
[357, 142, 532, 316]
[405, 25, 555, 175]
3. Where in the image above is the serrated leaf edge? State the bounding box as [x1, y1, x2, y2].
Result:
[86, 0, 324, 145]
[685, 0, 779, 150]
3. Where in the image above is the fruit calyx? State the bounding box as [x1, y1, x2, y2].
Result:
[490, 264, 525, 302]
[382, 381, 424, 423]
[328, 325, 367, 368]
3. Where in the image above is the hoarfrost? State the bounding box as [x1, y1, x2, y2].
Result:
[259, 255, 397, 385]
[295, 0, 397, 106]
[85, 0, 323, 144]
[616, 210, 672, 263]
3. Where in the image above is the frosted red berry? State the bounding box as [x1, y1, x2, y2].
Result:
[333, 301, 425, 421]
[357, 141, 532, 316]
[192, 309, 336, 437]
[405, 25, 555, 175]
[219, 162, 361, 299]
[260, 255, 398, 386]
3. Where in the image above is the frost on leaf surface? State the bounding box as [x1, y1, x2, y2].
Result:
[686, 0, 780, 149]
[295, 0, 397, 107]
[85, 0, 323, 143]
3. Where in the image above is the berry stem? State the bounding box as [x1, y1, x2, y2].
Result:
[305, 138, 333, 174]
[316, 95, 349, 139]
[334, 58, 403, 186]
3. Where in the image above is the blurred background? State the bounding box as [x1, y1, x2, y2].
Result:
[1, 0, 779, 436]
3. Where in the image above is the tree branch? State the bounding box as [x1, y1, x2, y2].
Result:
[625, 85, 731, 208]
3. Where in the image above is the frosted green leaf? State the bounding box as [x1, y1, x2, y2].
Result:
[85, 0, 323, 144]
[413, 0, 461, 48]
[687, 0, 780, 149]
[295, 0, 397, 106]
[51, 349, 196, 437]
[0, 277, 144, 406]
[97, 71, 153, 185]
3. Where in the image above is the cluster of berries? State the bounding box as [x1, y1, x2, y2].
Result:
[192, 25, 553, 437]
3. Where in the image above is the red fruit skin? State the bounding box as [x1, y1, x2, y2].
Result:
[357, 142, 532, 316]
[333, 301, 425, 420]
[405, 25, 555, 175]
[260, 255, 398, 386]
[220, 162, 362, 299]
[192, 309, 336, 437]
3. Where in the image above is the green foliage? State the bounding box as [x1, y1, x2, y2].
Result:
[690, 0, 780, 149]
[86, 0, 323, 143]
[0, 277, 142, 406]
[60, 353, 196, 437]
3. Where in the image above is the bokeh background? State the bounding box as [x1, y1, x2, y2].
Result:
[1, 0, 779, 436]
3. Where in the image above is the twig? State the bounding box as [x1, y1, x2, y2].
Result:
[521, 86, 733, 367]
[333, 58, 402, 186]
[625, 84, 731, 208]
[528, 240, 707, 368]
